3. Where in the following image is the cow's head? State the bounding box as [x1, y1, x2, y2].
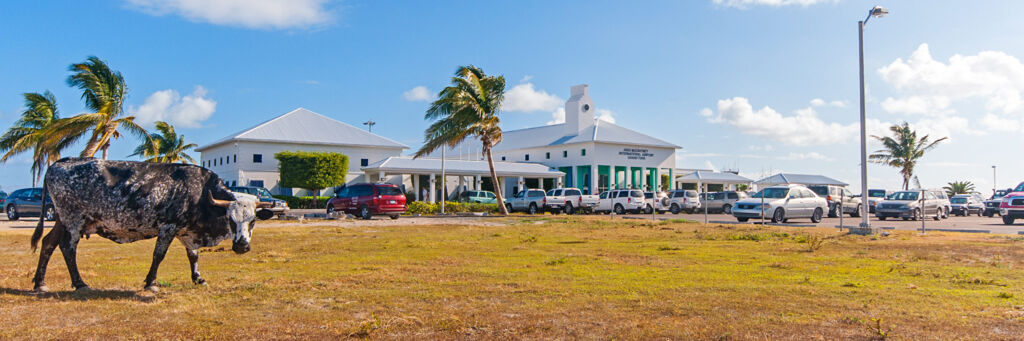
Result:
[210, 192, 274, 254]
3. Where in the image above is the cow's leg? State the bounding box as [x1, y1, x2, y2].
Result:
[32, 219, 64, 292]
[57, 222, 88, 290]
[143, 224, 178, 292]
[185, 245, 205, 285]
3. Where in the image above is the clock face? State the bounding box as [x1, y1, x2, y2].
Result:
[582, 104, 590, 112]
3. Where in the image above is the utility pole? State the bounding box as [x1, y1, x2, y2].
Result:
[363, 120, 376, 132]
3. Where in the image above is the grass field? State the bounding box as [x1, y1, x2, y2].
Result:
[2, 217, 1024, 339]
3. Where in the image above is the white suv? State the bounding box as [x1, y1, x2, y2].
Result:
[731, 185, 828, 223]
[665, 189, 700, 214]
[595, 189, 645, 214]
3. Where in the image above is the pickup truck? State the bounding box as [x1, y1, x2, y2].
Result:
[545, 188, 599, 214]
[506, 189, 547, 214]
[999, 182, 1024, 225]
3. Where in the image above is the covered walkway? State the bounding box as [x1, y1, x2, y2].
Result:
[675, 171, 753, 191]
[361, 156, 564, 202]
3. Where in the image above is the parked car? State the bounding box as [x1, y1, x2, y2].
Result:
[731, 185, 827, 223]
[595, 189, 645, 214]
[4, 187, 55, 221]
[932, 190, 952, 219]
[949, 194, 984, 216]
[665, 189, 700, 214]
[999, 182, 1024, 225]
[544, 188, 598, 214]
[807, 185, 862, 218]
[702, 191, 748, 214]
[874, 190, 943, 221]
[0, 191, 6, 208]
[326, 183, 406, 220]
[228, 186, 289, 217]
[866, 189, 889, 213]
[507, 189, 547, 214]
[642, 191, 669, 214]
[983, 189, 1011, 217]
[455, 190, 498, 204]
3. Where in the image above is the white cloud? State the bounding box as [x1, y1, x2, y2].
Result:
[701, 97, 888, 146]
[810, 98, 847, 108]
[519, 75, 534, 83]
[703, 161, 718, 172]
[131, 86, 216, 128]
[596, 108, 615, 123]
[779, 152, 834, 161]
[981, 114, 1022, 132]
[712, 0, 835, 9]
[402, 86, 432, 102]
[546, 108, 566, 125]
[749, 144, 774, 152]
[880, 95, 951, 116]
[504, 83, 563, 112]
[124, 0, 334, 30]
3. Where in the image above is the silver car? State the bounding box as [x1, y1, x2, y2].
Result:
[701, 191, 748, 214]
[507, 189, 546, 214]
[875, 190, 944, 221]
[665, 189, 700, 214]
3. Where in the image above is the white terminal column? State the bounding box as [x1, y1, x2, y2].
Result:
[429, 173, 436, 203]
[413, 174, 420, 201]
[474, 175, 481, 190]
[591, 163, 598, 194]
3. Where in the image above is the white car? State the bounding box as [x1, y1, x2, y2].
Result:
[595, 189, 645, 214]
[665, 189, 700, 214]
[731, 185, 828, 223]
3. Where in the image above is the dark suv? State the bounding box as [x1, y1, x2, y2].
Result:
[5, 187, 55, 221]
[327, 183, 407, 220]
[983, 189, 1010, 217]
[229, 186, 289, 216]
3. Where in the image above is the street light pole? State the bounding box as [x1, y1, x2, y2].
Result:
[993, 165, 997, 196]
[858, 5, 888, 228]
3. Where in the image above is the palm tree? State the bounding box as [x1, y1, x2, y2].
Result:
[943, 180, 976, 197]
[62, 56, 147, 159]
[0, 92, 80, 185]
[130, 121, 198, 163]
[869, 122, 948, 190]
[414, 65, 509, 215]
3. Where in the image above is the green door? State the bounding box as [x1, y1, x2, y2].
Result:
[576, 166, 592, 194]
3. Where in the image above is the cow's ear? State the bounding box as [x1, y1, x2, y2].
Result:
[256, 209, 275, 221]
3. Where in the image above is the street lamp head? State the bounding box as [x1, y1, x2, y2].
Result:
[870, 6, 889, 18]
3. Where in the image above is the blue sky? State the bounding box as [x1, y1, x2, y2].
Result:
[2, 0, 1024, 193]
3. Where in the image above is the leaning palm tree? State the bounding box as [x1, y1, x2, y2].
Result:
[413, 65, 509, 215]
[0, 92, 80, 185]
[943, 180, 976, 197]
[869, 121, 948, 190]
[130, 121, 197, 163]
[61, 56, 147, 159]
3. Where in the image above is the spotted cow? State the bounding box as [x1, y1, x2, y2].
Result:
[31, 158, 274, 292]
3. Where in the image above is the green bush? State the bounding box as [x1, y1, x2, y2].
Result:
[275, 151, 348, 195]
[405, 201, 499, 215]
[272, 195, 332, 209]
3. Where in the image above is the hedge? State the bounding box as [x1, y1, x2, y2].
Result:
[272, 195, 332, 209]
[406, 201, 499, 215]
[275, 151, 348, 195]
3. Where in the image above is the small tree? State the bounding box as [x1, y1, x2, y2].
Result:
[660, 174, 671, 191]
[943, 180, 975, 197]
[275, 151, 348, 196]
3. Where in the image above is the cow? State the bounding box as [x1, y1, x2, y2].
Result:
[30, 157, 275, 293]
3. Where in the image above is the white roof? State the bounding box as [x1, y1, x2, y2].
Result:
[197, 108, 408, 151]
[754, 173, 848, 186]
[362, 156, 564, 178]
[429, 120, 679, 156]
[676, 171, 752, 184]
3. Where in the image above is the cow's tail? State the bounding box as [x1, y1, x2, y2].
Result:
[30, 177, 47, 252]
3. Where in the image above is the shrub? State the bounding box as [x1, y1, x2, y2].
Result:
[405, 201, 499, 215]
[272, 195, 331, 209]
[275, 151, 348, 196]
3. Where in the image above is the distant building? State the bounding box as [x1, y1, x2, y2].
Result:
[195, 108, 408, 195]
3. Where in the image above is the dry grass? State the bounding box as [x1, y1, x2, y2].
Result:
[2, 216, 1024, 340]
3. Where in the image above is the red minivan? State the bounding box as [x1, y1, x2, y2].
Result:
[327, 183, 406, 220]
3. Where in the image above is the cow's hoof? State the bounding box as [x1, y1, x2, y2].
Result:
[75, 286, 92, 292]
[145, 285, 160, 293]
[192, 277, 206, 285]
[33, 285, 49, 293]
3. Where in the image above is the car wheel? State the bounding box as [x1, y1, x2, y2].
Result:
[878, 216, 887, 221]
[737, 217, 749, 222]
[723, 204, 732, 214]
[644, 205, 654, 214]
[670, 204, 680, 214]
[390, 215, 400, 220]
[933, 210, 941, 221]
[506, 204, 513, 213]
[771, 208, 784, 223]
[911, 208, 920, 221]
[1003, 216, 1015, 225]
[528, 203, 537, 215]
[6, 205, 18, 221]
[827, 204, 838, 218]
[942, 208, 949, 219]
[44, 205, 56, 221]
[811, 207, 823, 223]
[326, 205, 335, 216]
[850, 205, 862, 218]
[614, 204, 625, 215]
[359, 206, 372, 220]
[564, 203, 575, 215]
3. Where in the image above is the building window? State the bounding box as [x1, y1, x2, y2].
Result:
[581, 149, 586, 156]
[546, 152, 550, 159]
[563, 150, 568, 158]
[501, 156, 506, 161]
[361, 158, 368, 167]
[253, 154, 263, 163]
[525, 154, 530, 161]
[233, 155, 237, 163]
[249, 180, 264, 187]
[220, 157, 224, 165]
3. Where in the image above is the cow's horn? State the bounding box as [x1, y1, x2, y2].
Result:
[209, 192, 233, 208]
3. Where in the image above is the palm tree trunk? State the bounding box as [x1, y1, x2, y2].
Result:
[485, 148, 508, 216]
[80, 130, 102, 158]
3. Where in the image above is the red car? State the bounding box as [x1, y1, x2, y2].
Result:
[327, 183, 406, 220]
[999, 182, 1024, 225]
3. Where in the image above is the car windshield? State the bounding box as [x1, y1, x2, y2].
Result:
[809, 187, 828, 196]
[888, 192, 919, 201]
[752, 188, 788, 199]
[377, 186, 403, 196]
[257, 188, 273, 199]
[868, 190, 887, 197]
[951, 197, 967, 203]
[1015, 183, 1024, 192]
